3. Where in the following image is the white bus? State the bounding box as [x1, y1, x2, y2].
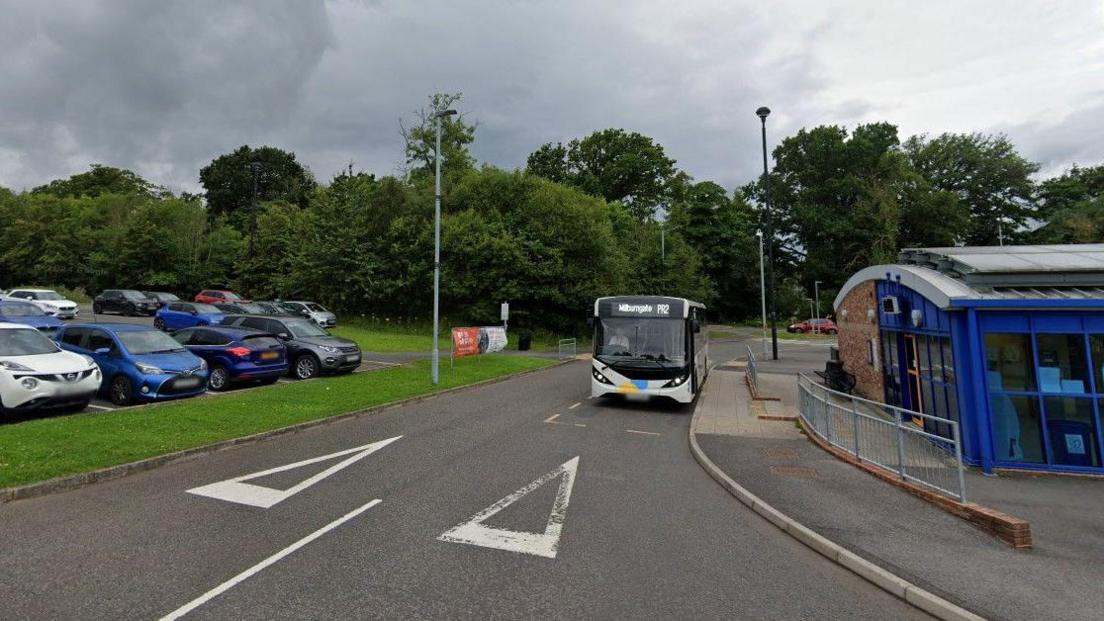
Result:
[590, 296, 708, 404]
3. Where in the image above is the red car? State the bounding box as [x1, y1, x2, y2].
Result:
[195, 289, 251, 304]
[787, 318, 838, 334]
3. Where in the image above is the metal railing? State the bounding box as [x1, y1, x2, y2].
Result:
[797, 374, 967, 502]
[745, 345, 760, 394]
[558, 338, 577, 360]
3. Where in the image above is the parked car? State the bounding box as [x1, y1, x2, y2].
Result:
[93, 289, 160, 316]
[0, 301, 64, 335]
[213, 302, 270, 315]
[252, 301, 293, 315]
[170, 326, 288, 391]
[787, 318, 838, 334]
[221, 314, 361, 379]
[154, 302, 225, 331]
[2, 289, 80, 319]
[279, 301, 337, 327]
[195, 289, 250, 304]
[0, 322, 101, 415]
[55, 324, 208, 405]
[144, 291, 180, 307]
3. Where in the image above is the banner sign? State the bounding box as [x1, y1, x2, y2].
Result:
[452, 328, 481, 358]
[452, 326, 509, 358]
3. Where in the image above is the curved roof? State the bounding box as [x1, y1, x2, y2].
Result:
[833, 264, 975, 311]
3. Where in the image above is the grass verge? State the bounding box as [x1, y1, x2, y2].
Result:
[0, 355, 553, 489]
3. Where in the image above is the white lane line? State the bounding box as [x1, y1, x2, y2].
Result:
[544, 413, 561, 424]
[625, 429, 661, 437]
[438, 457, 579, 558]
[364, 360, 403, 367]
[544, 413, 586, 428]
[160, 498, 381, 620]
[85, 404, 115, 411]
[568, 402, 581, 410]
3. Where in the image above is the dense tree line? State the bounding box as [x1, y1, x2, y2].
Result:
[0, 95, 1100, 329]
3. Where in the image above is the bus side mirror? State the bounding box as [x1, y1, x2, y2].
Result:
[693, 319, 702, 333]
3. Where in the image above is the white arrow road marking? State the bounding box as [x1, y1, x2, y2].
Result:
[160, 498, 382, 620]
[186, 436, 401, 508]
[438, 456, 579, 559]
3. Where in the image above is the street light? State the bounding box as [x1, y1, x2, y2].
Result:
[814, 280, 822, 335]
[756, 229, 767, 356]
[431, 108, 457, 386]
[757, 106, 779, 360]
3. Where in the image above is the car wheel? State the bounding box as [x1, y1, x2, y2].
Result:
[207, 365, 230, 391]
[93, 302, 103, 314]
[153, 317, 166, 331]
[110, 375, 133, 406]
[293, 354, 320, 380]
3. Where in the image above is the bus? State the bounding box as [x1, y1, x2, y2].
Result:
[590, 296, 708, 404]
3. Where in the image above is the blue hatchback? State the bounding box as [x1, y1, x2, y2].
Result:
[55, 324, 208, 405]
[170, 326, 288, 391]
[154, 302, 225, 332]
[0, 301, 63, 335]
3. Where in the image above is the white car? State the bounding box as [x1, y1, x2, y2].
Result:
[280, 301, 337, 328]
[3, 289, 80, 319]
[0, 322, 100, 414]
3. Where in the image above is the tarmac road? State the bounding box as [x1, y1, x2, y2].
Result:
[0, 346, 928, 619]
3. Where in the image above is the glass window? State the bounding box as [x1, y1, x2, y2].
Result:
[1089, 335, 1104, 393]
[946, 384, 960, 423]
[988, 394, 1045, 463]
[1035, 334, 1089, 394]
[0, 327, 60, 356]
[1045, 397, 1099, 467]
[172, 329, 195, 345]
[61, 328, 86, 348]
[940, 337, 955, 384]
[985, 333, 1036, 392]
[88, 330, 115, 352]
[918, 336, 933, 379]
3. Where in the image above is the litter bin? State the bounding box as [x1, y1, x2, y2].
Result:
[1047, 419, 1096, 467]
[518, 331, 532, 351]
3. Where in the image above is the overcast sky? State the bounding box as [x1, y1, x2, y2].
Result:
[1, 0, 1101, 195]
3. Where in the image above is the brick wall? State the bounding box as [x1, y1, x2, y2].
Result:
[836, 280, 883, 401]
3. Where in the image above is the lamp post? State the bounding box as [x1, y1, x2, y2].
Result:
[431, 108, 457, 385]
[814, 280, 822, 334]
[757, 106, 779, 360]
[756, 229, 767, 356]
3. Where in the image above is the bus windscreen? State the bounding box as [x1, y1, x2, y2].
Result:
[596, 317, 686, 364]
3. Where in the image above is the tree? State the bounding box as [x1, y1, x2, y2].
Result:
[199, 145, 315, 231]
[31, 164, 168, 199]
[904, 133, 1039, 245]
[526, 129, 678, 221]
[1037, 164, 1104, 216]
[1031, 165, 1104, 243]
[399, 92, 477, 179]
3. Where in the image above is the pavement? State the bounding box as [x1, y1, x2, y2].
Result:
[0, 338, 929, 620]
[693, 345, 1104, 621]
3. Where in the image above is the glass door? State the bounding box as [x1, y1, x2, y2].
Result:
[904, 334, 924, 426]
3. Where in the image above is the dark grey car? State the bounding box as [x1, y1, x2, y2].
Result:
[220, 314, 361, 379]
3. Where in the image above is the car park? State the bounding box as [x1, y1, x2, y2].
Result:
[279, 300, 337, 327]
[221, 314, 360, 379]
[213, 302, 270, 315]
[0, 301, 64, 335]
[0, 322, 101, 415]
[170, 326, 288, 391]
[2, 289, 80, 319]
[154, 302, 225, 331]
[55, 324, 207, 406]
[93, 289, 160, 316]
[144, 291, 180, 307]
[195, 289, 250, 304]
[787, 318, 838, 334]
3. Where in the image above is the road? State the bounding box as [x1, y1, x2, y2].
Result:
[0, 338, 927, 619]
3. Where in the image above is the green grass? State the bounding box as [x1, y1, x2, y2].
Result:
[0, 355, 554, 488]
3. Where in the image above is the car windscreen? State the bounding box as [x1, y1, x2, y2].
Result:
[223, 291, 242, 301]
[0, 327, 60, 356]
[121, 290, 147, 300]
[35, 291, 65, 301]
[0, 304, 46, 317]
[193, 303, 221, 314]
[285, 319, 329, 338]
[117, 330, 187, 354]
[239, 303, 266, 314]
[306, 303, 327, 312]
[243, 334, 281, 348]
[596, 317, 686, 364]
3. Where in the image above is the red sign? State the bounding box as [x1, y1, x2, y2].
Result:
[452, 328, 481, 358]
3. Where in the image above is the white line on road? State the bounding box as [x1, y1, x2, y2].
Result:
[159, 499, 382, 620]
[544, 413, 586, 428]
[568, 402, 581, 410]
[85, 404, 115, 411]
[625, 429, 661, 436]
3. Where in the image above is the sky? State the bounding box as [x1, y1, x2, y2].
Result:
[1, 0, 1101, 195]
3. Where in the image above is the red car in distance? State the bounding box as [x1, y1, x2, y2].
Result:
[787, 318, 838, 334]
[195, 289, 251, 304]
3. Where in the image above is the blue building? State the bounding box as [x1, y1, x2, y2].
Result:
[834, 244, 1104, 475]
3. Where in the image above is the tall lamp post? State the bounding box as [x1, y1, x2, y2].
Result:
[431, 108, 457, 385]
[814, 280, 822, 334]
[756, 229, 767, 356]
[757, 106, 779, 360]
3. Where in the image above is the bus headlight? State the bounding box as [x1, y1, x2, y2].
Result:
[664, 370, 690, 388]
[592, 368, 613, 385]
